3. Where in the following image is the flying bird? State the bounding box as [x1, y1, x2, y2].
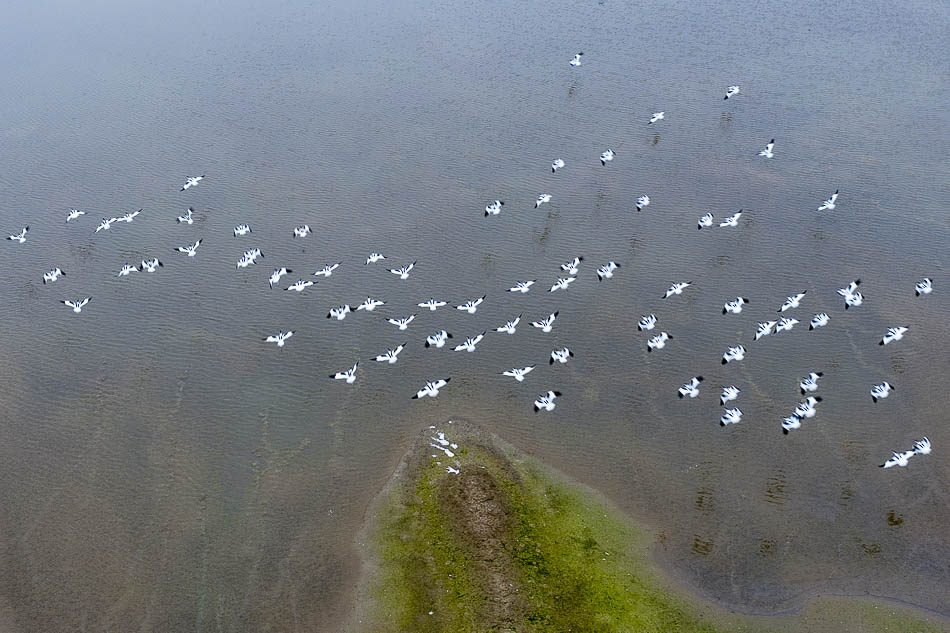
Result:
[870, 381, 893, 403]
[453, 331, 486, 352]
[412, 378, 450, 399]
[698, 213, 714, 229]
[327, 305, 351, 321]
[754, 321, 777, 341]
[313, 262, 341, 278]
[61, 297, 91, 313]
[775, 317, 799, 333]
[357, 297, 385, 311]
[234, 224, 252, 236]
[759, 139, 775, 158]
[331, 361, 359, 384]
[837, 279, 862, 309]
[636, 195, 650, 211]
[550, 347, 574, 364]
[663, 281, 691, 298]
[880, 450, 915, 469]
[293, 225, 311, 238]
[116, 209, 141, 223]
[418, 298, 447, 311]
[389, 262, 416, 280]
[722, 297, 749, 314]
[176, 208, 194, 224]
[569, 52, 583, 67]
[719, 211, 742, 227]
[721, 345, 746, 364]
[535, 194, 552, 208]
[724, 85, 740, 99]
[117, 264, 138, 277]
[366, 252, 387, 264]
[795, 396, 822, 419]
[43, 268, 66, 284]
[534, 391, 561, 412]
[456, 295, 485, 314]
[600, 149, 615, 165]
[425, 330, 453, 348]
[140, 258, 162, 273]
[175, 239, 203, 257]
[880, 327, 908, 345]
[531, 312, 558, 333]
[387, 315, 417, 330]
[66, 209, 86, 222]
[648, 112, 664, 124]
[268, 267, 292, 288]
[485, 200, 505, 216]
[678, 376, 704, 399]
[495, 315, 521, 334]
[560, 256, 583, 275]
[264, 330, 294, 348]
[914, 437, 931, 455]
[596, 261, 620, 281]
[720, 408, 743, 426]
[720, 386, 740, 405]
[180, 175, 205, 190]
[550, 277, 576, 292]
[638, 314, 657, 331]
[95, 218, 116, 233]
[915, 278, 932, 296]
[799, 372, 823, 394]
[501, 366, 535, 382]
[375, 344, 406, 364]
[508, 280, 535, 293]
[809, 313, 830, 330]
[647, 332, 673, 352]
[817, 190, 838, 211]
[551, 159, 565, 173]
[285, 279, 314, 292]
[778, 292, 806, 312]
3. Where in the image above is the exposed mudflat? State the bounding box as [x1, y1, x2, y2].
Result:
[346, 420, 949, 633]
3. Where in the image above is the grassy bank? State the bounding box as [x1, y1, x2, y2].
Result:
[350, 422, 948, 633]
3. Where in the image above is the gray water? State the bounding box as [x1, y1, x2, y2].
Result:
[1, 0, 949, 630]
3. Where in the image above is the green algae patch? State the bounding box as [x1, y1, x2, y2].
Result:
[348, 422, 949, 633]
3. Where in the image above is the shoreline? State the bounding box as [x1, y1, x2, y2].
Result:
[344, 420, 950, 632]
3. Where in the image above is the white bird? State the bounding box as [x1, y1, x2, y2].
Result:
[534, 390, 561, 412]
[775, 317, 799, 333]
[453, 331, 486, 352]
[560, 256, 583, 275]
[596, 261, 620, 281]
[600, 149, 615, 166]
[698, 213, 714, 229]
[456, 295, 485, 314]
[720, 408, 743, 426]
[663, 281, 691, 298]
[638, 314, 657, 331]
[817, 190, 838, 211]
[375, 344, 406, 364]
[94, 218, 116, 233]
[799, 372, 823, 394]
[357, 297, 385, 311]
[116, 209, 141, 223]
[264, 330, 294, 348]
[721, 345, 746, 364]
[880, 450, 915, 469]
[550, 277, 576, 292]
[417, 298, 446, 311]
[485, 200, 505, 216]
[880, 326, 908, 346]
[678, 376, 704, 399]
[243, 247, 263, 261]
[175, 239, 203, 257]
[233, 224, 252, 236]
[331, 361, 359, 384]
[720, 386, 740, 405]
[180, 175, 204, 191]
[66, 209, 86, 222]
[495, 315, 521, 334]
[758, 139, 775, 158]
[913, 437, 931, 455]
[508, 280, 535, 294]
[754, 320, 778, 341]
[176, 208, 194, 224]
[285, 279, 314, 292]
[551, 159, 565, 173]
[531, 312, 558, 333]
[366, 252, 387, 265]
[871, 381, 893, 403]
[722, 297, 749, 314]
[795, 396, 822, 419]
[778, 292, 806, 312]
[425, 330, 453, 348]
[327, 305, 351, 321]
[236, 255, 256, 269]
[412, 378, 450, 399]
[635, 195, 650, 211]
[446, 466, 460, 475]
[809, 313, 830, 330]
[61, 297, 91, 313]
[550, 347, 574, 364]
[719, 211, 742, 227]
[293, 225, 311, 238]
[139, 258, 162, 273]
[647, 332, 673, 352]
[387, 315, 416, 330]
[117, 264, 138, 277]
[569, 52, 583, 67]
[535, 194, 552, 208]
[268, 267, 292, 288]
[501, 366, 535, 382]
[837, 279, 862, 309]
[915, 278, 932, 296]
[313, 262, 341, 278]
[782, 415, 802, 434]
[389, 261, 416, 280]
[43, 268, 66, 284]
[724, 85, 740, 99]
[648, 112, 664, 124]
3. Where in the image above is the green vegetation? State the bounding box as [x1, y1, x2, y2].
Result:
[353, 424, 948, 633]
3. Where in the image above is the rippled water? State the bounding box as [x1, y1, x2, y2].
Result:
[1, 0, 948, 629]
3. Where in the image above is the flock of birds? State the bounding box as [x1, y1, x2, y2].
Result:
[6, 53, 937, 472]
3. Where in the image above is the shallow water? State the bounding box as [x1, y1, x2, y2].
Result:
[1, 0, 949, 629]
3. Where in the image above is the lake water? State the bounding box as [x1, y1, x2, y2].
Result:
[1, 0, 948, 629]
